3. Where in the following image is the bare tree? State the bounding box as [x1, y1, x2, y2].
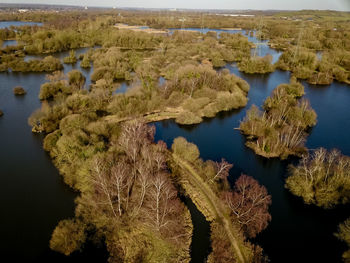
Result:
[91, 157, 118, 219]
[225, 174, 271, 238]
[211, 158, 233, 181]
[110, 162, 131, 216]
[134, 162, 151, 216]
[147, 173, 177, 231]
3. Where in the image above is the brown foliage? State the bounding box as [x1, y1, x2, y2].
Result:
[225, 174, 271, 238]
[212, 158, 233, 181]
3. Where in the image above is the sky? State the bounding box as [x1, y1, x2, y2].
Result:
[1, 0, 350, 11]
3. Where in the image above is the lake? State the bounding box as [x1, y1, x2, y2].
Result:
[1, 22, 349, 263]
[154, 67, 350, 263]
[0, 21, 42, 29]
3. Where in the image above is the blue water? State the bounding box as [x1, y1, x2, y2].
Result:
[114, 82, 129, 94]
[154, 67, 350, 263]
[2, 40, 18, 47]
[0, 21, 42, 28]
[1, 21, 349, 263]
[0, 49, 101, 262]
[23, 48, 93, 89]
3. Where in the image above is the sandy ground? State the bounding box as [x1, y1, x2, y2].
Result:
[114, 23, 168, 34]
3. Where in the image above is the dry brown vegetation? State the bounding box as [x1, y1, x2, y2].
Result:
[47, 121, 192, 262]
[225, 175, 272, 238]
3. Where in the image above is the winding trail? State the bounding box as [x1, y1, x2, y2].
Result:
[171, 153, 250, 263]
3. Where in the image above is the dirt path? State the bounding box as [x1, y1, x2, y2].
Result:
[172, 153, 249, 263]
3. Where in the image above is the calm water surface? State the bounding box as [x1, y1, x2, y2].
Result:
[0, 21, 42, 28]
[0, 49, 104, 262]
[1, 22, 350, 263]
[155, 67, 350, 263]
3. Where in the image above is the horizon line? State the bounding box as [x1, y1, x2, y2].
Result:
[0, 3, 348, 12]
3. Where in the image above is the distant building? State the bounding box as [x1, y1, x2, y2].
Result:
[216, 14, 255, 17]
[18, 9, 29, 13]
[85, 6, 88, 10]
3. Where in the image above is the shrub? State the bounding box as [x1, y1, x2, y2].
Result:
[80, 54, 91, 68]
[68, 70, 86, 90]
[172, 137, 200, 163]
[182, 97, 210, 112]
[39, 82, 71, 100]
[65, 94, 93, 113]
[59, 114, 90, 135]
[91, 66, 111, 82]
[215, 92, 247, 112]
[166, 91, 186, 107]
[238, 55, 274, 74]
[50, 219, 86, 256]
[63, 50, 77, 64]
[175, 111, 202, 125]
[10, 56, 63, 72]
[13, 86, 26, 95]
[43, 130, 61, 152]
[40, 56, 63, 71]
[201, 103, 218, 118]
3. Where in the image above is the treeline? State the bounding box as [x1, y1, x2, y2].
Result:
[0, 54, 62, 72]
[276, 47, 350, 85]
[2, 9, 350, 84]
[19, 23, 163, 54]
[239, 78, 317, 159]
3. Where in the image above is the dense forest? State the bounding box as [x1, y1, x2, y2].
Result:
[1, 7, 350, 263]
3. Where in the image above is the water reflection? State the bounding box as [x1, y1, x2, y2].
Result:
[155, 68, 350, 263]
